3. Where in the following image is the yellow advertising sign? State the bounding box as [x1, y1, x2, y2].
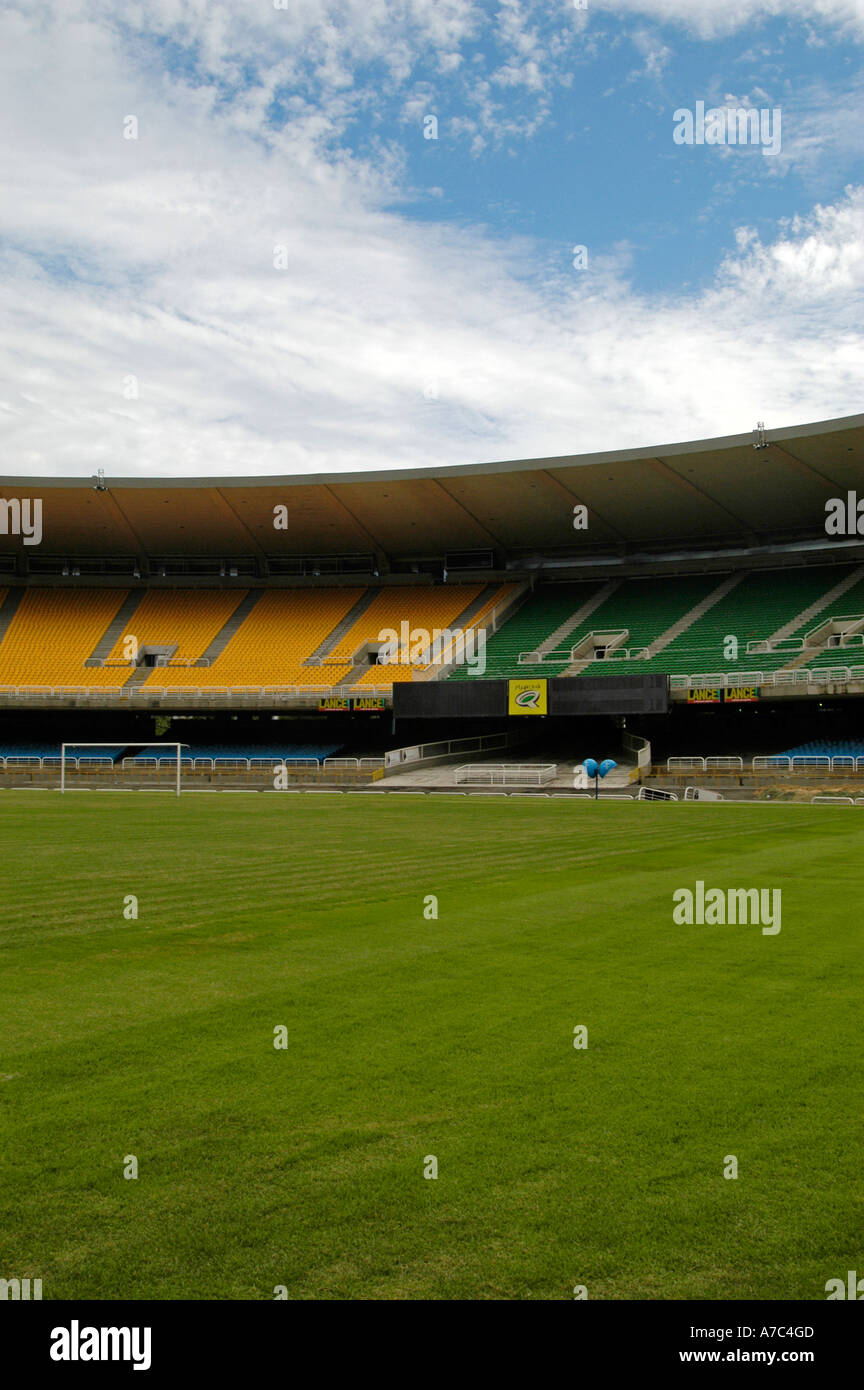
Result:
[353, 696, 387, 711]
[725, 686, 760, 703]
[318, 697, 351, 712]
[687, 688, 721, 704]
[508, 678, 548, 715]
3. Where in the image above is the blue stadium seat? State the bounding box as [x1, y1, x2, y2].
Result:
[781, 740, 864, 758]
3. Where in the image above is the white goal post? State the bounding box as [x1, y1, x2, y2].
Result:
[60, 743, 189, 797]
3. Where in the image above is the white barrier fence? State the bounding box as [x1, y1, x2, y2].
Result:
[455, 763, 557, 786]
[4, 663, 864, 702]
[512, 659, 864, 682]
[0, 685, 394, 700]
[667, 756, 744, 773]
[100, 657, 211, 668]
[667, 755, 864, 773]
[385, 732, 513, 770]
[596, 647, 650, 661]
[669, 666, 864, 689]
[322, 757, 385, 770]
[623, 732, 652, 770]
[1, 755, 386, 772]
[517, 646, 649, 665]
[747, 631, 864, 654]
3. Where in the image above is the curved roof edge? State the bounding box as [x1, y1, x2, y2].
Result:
[2, 410, 862, 489]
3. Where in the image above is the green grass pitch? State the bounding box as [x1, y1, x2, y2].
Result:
[0, 790, 861, 1301]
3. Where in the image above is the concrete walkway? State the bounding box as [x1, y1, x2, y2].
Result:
[378, 758, 637, 791]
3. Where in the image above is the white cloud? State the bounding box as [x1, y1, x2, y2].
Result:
[717, 190, 864, 297]
[626, 27, 673, 82]
[597, 0, 864, 41]
[767, 73, 864, 179]
[0, 0, 861, 479]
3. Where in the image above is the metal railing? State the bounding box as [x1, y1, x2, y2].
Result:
[322, 757, 385, 770]
[518, 651, 570, 665]
[454, 763, 557, 786]
[669, 666, 864, 689]
[0, 754, 386, 772]
[385, 731, 512, 770]
[6, 658, 864, 704]
[2, 763, 384, 790]
[0, 684, 395, 700]
[623, 731, 652, 770]
[591, 647, 650, 662]
[667, 754, 864, 774]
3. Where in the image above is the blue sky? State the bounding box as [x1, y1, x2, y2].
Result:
[402, 22, 862, 292]
[0, 0, 862, 476]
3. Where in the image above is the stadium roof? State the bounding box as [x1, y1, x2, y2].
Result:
[2, 411, 862, 565]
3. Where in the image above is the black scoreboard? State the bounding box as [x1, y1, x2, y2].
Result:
[393, 674, 669, 719]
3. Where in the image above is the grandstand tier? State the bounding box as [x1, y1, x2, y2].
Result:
[0, 583, 518, 694]
[1, 564, 864, 701]
[0, 413, 862, 719]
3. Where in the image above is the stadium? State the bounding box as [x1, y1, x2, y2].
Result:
[1, 410, 864, 798]
[1, 412, 862, 1302]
